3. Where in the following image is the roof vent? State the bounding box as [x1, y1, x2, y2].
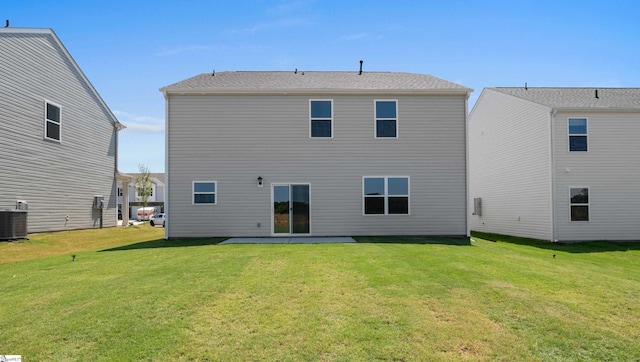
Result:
[5, 19, 9, 28]
[294, 68, 298, 74]
[359, 60, 363, 75]
[211, 70, 215, 76]
[595, 89, 599, 99]
[525, 82, 528, 90]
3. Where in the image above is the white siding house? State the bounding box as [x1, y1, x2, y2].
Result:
[118, 173, 165, 219]
[0, 27, 123, 233]
[469, 87, 640, 242]
[161, 71, 472, 238]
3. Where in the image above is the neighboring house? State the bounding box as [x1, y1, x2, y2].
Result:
[161, 71, 472, 238]
[0, 27, 124, 232]
[469, 87, 640, 242]
[117, 173, 165, 219]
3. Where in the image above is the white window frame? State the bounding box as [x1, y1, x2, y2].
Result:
[568, 117, 588, 152]
[569, 187, 589, 222]
[374, 99, 399, 139]
[309, 99, 333, 138]
[193, 181, 217, 205]
[44, 100, 62, 142]
[362, 176, 410, 215]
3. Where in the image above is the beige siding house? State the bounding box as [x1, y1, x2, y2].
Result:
[469, 87, 640, 242]
[161, 71, 471, 238]
[0, 27, 123, 233]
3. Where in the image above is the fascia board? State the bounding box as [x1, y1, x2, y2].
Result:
[554, 107, 640, 114]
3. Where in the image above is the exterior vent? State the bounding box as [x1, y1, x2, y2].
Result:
[16, 200, 28, 211]
[0, 210, 28, 240]
[473, 197, 482, 216]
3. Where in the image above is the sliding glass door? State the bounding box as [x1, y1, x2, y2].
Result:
[273, 184, 310, 235]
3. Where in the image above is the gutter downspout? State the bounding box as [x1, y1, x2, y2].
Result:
[114, 121, 126, 226]
[465, 93, 471, 237]
[549, 108, 557, 242]
[114, 123, 118, 227]
[163, 92, 170, 240]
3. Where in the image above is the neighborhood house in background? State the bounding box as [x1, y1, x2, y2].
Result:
[0, 27, 123, 233]
[469, 87, 640, 242]
[117, 173, 165, 220]
[161, 70, 472, 238]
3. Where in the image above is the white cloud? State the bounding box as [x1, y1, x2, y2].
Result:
[155, 45, 211, 56]
[266, 0, 316, 16]
[341, 33, 368, 41]
[593, 79, 623, 87]
[231, 17, 307, 34]
[114, 110, 164, 132]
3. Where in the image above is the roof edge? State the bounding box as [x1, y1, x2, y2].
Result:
[160, 88, 472, 96]
[554, 107, 640, 113]
[0, 27, 54, 34]
[1, 26, 124, 129]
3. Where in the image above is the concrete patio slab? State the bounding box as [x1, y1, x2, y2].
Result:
[220, 237, 356, 244]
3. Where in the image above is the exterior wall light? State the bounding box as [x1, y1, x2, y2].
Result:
[257, 176, 263, 187]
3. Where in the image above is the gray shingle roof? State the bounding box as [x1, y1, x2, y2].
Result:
[491, 87, 640, 109]
[161, 71, 471, 93]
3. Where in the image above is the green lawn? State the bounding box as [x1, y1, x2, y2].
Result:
[1, 229, 639, 361]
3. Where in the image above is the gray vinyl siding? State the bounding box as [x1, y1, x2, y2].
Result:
[0, 31, 117, 232]
[167, 94, 467, 237]
[553, 111, 640, 241]
[468, 89, 553, 240]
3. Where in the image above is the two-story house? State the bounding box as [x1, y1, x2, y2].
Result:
[0, 27, 123, 233]
[118, 173, 165, 219]
[161, 70, 471, 238]
[469, 87, 640, 242]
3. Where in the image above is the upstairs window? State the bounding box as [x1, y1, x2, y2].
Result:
[193, 181, 216, 205]
[363, 177, 409, 215]
[568, 118, 588, 152]
[570, 187, 589, 221]
[375, 100, 398, 138]
[310, 100, 332, 138]
[45, 101, 61, 142]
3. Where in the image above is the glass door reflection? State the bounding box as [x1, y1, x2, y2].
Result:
[273, 185, 290, 234]
[273, 184, 310, 235]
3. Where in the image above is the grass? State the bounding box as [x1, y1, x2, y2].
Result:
[0, 224, 165, 265]
[0, 229, 639, 361]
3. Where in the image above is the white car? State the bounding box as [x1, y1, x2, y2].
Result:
[150, 213, 165, 227]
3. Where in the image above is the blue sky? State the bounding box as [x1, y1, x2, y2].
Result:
[4, 0, 639, 173]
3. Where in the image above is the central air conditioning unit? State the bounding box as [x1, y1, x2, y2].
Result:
[0, 210, 28, 241]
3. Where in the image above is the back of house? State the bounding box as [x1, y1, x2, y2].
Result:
[161, 70, 472, 238]
[0, 27, 122, 233]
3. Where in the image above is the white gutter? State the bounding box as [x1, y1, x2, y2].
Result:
[164, 92, 170, 240]
[465, 93, 471, 237]
[549, 108, 558, 242]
